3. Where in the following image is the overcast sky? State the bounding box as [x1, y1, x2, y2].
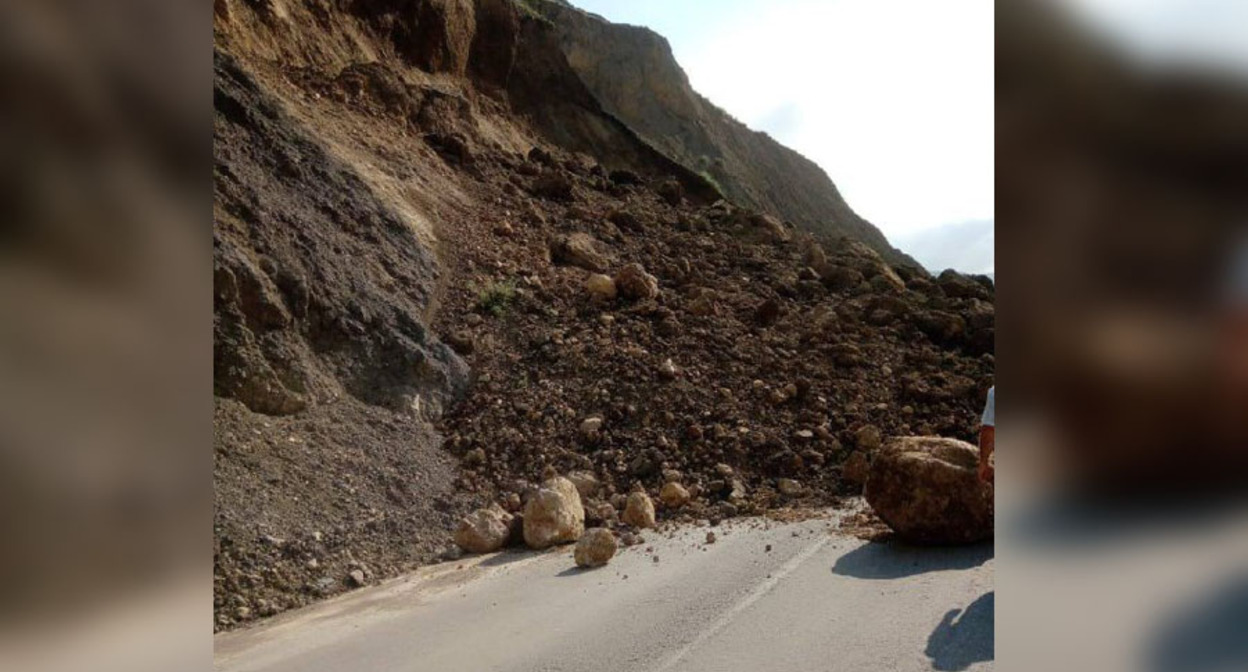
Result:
[569, 0, 995, 274]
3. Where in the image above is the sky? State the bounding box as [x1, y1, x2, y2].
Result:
[568, 0, 995, 274]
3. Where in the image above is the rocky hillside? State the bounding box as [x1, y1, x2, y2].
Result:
[213, 0, 992, 631]
[538, 1, 913, 265]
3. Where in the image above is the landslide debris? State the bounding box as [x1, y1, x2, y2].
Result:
[213, 0, 993, 631]
[434, 138, 994, 536]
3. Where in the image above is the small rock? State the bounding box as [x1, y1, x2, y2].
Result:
[658, 358, 679, 380]
[463, 447, 486, 466]
[659, 482, 691, 508]
[622, 491, 657, 529]
[531, 171, 574, 201]
[444, 330, 475, 355]
[551, 233, 609, 272]
[657, 179, 684, 206]
[574, 528, 617, 568]
[348, 570, 366, 587]
[566, 471, 601, 499]
[614, 263, 659, 301]
[453, 507, 512, 553]
[856, 425, 883, 452]
[579, 416, 604, 440]
[705, 531, 717, 544]
[585, 273, 618, 302]
[715, 463, 735, 478]
[777, 478, 803, 497]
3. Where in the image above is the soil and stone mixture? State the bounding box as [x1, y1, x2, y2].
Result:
[431, 146, 994, 539]
[213, 0, 993, 631]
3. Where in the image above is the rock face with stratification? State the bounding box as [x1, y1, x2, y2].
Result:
[864, 436, 993, 544]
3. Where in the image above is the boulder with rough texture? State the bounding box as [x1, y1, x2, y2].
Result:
[573, 528, 617, 568]
[621, 491, 656, 528]
[522, 476, 586, 548]
[453, 506, 513, 553]
[863, 437, 993, 544]
[659, 482, 690, 508]
[614, 263, 659, 301]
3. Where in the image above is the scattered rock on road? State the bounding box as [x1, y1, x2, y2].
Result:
[574, 528, 617, 568]
[453, 506, 513, 553]
[523, 476, 586, 548]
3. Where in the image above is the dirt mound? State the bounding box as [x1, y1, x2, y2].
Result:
[432, 141, 993, 530]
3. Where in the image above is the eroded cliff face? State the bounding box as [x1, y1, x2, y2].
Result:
[535, 2, 913, 266]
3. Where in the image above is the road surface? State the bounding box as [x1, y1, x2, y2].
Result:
[215, 509, 993, 672]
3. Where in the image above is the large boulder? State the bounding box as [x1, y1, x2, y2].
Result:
[863, 437, 993, 544]
[522, 476, 586, 548]
[453, 506, 512, 553]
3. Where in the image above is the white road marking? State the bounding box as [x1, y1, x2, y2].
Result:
[648, 535, 834, 672]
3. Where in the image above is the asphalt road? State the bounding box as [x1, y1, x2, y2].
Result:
[214, 509, 994, 672]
